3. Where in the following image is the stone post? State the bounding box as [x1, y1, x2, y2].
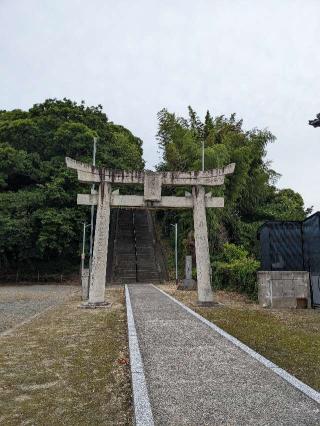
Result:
[185, 255, 192, 280]
[192, 186, 214, 304]
[81, 268, 89, 301]
[181, 255, 196, 290]
[88, 182, 111, 305]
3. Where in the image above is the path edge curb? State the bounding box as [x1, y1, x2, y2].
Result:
[153, 285, 320, 405]
[125, 285, 154, 426]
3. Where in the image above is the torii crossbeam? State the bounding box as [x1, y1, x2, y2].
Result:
[66, 157, 235, 306]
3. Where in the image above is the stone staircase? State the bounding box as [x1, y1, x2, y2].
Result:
[111, 209, 164, 284]
[113, 209, 137, 283]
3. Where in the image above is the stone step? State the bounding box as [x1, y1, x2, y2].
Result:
[136, 258, 157, 263]
[115, 267, 136, 272]
[116, 277, 137, 282]
[137, 273, 158, 278]
[137, 278, 159, 282]
[136, 246, 153, 250]
[116, 251, 135, 255]
[117, 276, 137, 281]
[116, 256, 135, 259]
[117, 256, 135, 260]
[137, 261, 157, 267]
[111, 208, 161, 283]
[137, 258, 157, 263]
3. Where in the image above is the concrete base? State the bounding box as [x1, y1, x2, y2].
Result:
[78, 301, 111, 309]
[178, 278, 197, 290]
[196, 300, 220, 307]
[258, 271, 311, 309]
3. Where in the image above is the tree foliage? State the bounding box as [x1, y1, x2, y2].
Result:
[0, 99, 145, 274]
[213, 243, 260, 297]
[156, 107, 309, 271]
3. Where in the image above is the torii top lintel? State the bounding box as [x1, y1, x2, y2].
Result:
[65, 157, 235, 187]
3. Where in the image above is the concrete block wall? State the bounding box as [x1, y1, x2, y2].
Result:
[257, 271, 311, 309]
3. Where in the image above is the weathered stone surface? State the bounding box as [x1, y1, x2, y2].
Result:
[257, 271, 310, 308]
[181, 256, 196, 290]
[77, 193, 224, 209]
[88, 182, 111, 304]
[272, 297, 298, 309]
[66, 157, 235, 187]
[81, 268, 89, 301]
[192, 186, 214, 303]
[257, 272, 272, 307]
[185, 255, 192, 279]
[144, 171, 162, 201]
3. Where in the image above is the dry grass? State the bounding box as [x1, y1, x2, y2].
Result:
[0, 288, 131, 426]
[161, 283, 320, 391]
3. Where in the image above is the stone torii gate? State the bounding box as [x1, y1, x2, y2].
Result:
[66, 157, 235, 306]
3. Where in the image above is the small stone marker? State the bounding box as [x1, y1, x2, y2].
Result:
[81, 268, 89, 301]
[181, 256, 196, 290]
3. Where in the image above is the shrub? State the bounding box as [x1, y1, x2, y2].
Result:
[212, 243, 260, 298]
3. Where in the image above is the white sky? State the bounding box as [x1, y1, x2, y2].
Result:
[1, 0, 320, 210]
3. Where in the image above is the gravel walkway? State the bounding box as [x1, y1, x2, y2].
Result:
[128, 284, 320, 425]
[0, 285, 80, 333]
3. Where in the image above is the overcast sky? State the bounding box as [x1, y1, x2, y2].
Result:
[1, 0, 320, 210]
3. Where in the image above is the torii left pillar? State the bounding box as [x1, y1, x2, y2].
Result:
[88, 182, 111, 305]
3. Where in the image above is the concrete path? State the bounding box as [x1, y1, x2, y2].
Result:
[127, 284, 320, 425]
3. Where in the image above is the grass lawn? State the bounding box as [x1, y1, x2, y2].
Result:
[161, 284, 320, 391]
[0, 287, 131, 425]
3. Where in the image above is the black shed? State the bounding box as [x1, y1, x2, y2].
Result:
[258, 212, 320, 307]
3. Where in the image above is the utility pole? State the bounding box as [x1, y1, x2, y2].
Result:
[171, 223, 178, 284]
[81, 222, 86, 274]
[81, 222, 91, 274]
[201, 140, 205, 172]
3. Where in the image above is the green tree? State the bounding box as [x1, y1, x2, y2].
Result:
[0, 99, 145, 275]
[156, 107, 309, 274]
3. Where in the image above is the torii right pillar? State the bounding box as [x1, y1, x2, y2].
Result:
[192, 185, 214, 305]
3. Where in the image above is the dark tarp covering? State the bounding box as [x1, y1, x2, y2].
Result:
[258, 213, 320, 307]
[259, 221, 303, 271]
[303, 213, 320, 273]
